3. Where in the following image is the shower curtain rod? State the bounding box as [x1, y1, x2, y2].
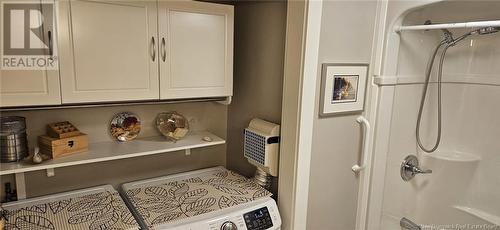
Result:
[395, 20, 500, 32]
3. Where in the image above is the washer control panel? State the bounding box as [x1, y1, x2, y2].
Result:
[163, 197, 281, 230]
[243, 207, 273, 230]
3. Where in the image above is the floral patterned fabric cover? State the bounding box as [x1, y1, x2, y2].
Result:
[2, 186, 139, 230]
[123, 167, 272, 228]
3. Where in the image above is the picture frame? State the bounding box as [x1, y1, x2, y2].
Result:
[319, 63, 369, 116]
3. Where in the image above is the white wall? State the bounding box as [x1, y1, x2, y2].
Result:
[277, 1, 308, 229]
[306, 1, 378, 229]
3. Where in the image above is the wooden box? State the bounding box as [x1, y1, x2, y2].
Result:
[38, 134, 89, 159]
[47, 121, 81, 139]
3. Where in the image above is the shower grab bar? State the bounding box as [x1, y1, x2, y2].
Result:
[352, 116, 371, 173]
[395, 19, 500, 32]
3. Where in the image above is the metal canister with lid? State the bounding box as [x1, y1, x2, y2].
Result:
[0, 116, 29, 162]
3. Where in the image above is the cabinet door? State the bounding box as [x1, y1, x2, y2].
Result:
[0, 1, 61, 107]
[0, 69, 61, 107]
[158, 1, 233, 99]
[58, 0, 159, 103]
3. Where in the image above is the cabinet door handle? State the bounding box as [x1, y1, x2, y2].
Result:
[161, 37, 166, 62]
[48, 30, 53, 59]
[150, 36, 156, 62]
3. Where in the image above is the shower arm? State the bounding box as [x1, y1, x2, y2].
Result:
[395, 19, 500, 32]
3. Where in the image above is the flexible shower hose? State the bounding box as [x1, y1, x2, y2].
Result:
[415, 41, 452, 153]
[415, 28, 496, 153]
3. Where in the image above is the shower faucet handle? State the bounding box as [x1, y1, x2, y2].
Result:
[401, 155, 432, 181]
[405, 164, 432, 174]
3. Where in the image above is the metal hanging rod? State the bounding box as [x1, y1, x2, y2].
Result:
[395, 19, 500, 32]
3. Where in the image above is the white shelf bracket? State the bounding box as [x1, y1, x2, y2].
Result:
[217, 96, 232, 105]
[185, 149, 191, 156]
[14, 172, 27, 200]
[46, 168, 55, 177]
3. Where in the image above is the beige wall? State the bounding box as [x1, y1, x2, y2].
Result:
[1, 102, 227, 201]
[306, 1, 378, 229]
[226, 1, 286, 177]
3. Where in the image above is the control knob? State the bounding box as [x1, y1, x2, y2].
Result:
[220, 221, 238, 230]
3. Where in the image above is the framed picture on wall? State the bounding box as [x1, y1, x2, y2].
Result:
[319, 63, 369, 116]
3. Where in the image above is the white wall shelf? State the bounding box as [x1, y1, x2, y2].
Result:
[0, 131, 225, 176]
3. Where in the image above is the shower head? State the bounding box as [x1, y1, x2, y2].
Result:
[477, 26, 499, 35]
[445, 27, 498, 46]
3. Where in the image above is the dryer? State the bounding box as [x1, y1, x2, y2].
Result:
[121, 166, 281, 230]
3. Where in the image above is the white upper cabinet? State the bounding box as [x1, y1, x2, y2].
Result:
[0, 68, 61, 107]
[1, 0, 234, 108]
[0, 1, 61, 107]
[58, 0, 159, 103]
[158, 1, 233, 99]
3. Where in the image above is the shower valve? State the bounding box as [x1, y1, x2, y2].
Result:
[401, 155, 432, 181]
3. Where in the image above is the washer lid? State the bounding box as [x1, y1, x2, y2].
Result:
[2, 185, 139, 230]
[122, 166, 272, 228]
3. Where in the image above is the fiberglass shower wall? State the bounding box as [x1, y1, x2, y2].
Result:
[374, 1, 500, 229]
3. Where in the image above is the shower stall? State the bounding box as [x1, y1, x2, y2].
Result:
[365, 1, 500, 229]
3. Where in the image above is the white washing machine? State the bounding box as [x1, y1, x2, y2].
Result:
[121, 166, 281, 230]
[1, 185, 140, 230]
